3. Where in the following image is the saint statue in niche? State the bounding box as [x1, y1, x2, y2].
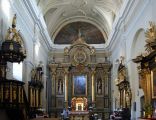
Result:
[97, 78, 102, 94]
[58, 78, 63, 94]
[31, 68, 37, 80]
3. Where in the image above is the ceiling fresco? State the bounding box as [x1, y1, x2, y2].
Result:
[36, 0, 123, 44]
[54, 22, 105, 44]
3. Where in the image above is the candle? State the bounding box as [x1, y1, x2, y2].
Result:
[143, 111, 145, 118]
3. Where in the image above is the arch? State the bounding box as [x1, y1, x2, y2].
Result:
[130, 28, 146, 118]
[131, 28, 146, 58]
[54, 21, 105, 44]
[51, 18, 108, 44]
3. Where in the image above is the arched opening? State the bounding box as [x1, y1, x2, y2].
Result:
[130, 28, 146, 118]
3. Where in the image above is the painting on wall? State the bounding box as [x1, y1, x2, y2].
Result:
[151, 69, 156, 98]
[73, 75, 87, 96]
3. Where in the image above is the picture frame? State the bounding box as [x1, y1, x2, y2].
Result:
[73, 74, 87, 96]
[151, 69, 156, 98]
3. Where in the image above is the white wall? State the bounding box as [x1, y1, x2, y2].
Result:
[110, 0, 154, 119]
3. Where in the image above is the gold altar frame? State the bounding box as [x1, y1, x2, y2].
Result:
[151, 69, 156, 98]
[73, 74, 87, 96]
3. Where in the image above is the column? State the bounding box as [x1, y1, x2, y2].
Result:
[39, 90, 42, 107]
[36, 89, 38, 107]
[140, 69, 151, 104]
[145, 69, 151, 104]
[49, 64, 57, 95]
[10, 83, 12, 103]
[30, 87, 32, 107]
[91, 69, 96, 102]
[64, 68, 69, 108]
[49, 64, 57, 108]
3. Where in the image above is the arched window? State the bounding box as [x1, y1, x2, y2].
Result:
[13, 62, 23, 81]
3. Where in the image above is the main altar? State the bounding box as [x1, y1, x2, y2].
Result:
[70, 111, 89, 120]
[48, 32, 112, 119]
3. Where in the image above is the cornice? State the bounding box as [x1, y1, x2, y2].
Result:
[107, 0, 150, 52]
[23, 0, 53, 50]
[107, 0, 134, 50]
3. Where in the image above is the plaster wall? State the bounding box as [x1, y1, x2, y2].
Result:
[110, 0, 154, 119]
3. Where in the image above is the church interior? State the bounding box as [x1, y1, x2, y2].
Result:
[0, 0, 156, 120]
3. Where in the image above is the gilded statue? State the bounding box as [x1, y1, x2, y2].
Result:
[91, 46, 95, 55]
[5, 14, 23, 46]
[12, 14, 16, 27]
[31, 68, 36, 80]
[5, 27, 12, 40]
[145, 22, 156, 53]
[64, 47, 69, 55]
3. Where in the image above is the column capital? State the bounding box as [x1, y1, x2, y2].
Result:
[64, 67, 69, 74]
[91, 70, 96, 75]
[49, 64, 58, 73]
[49, 63, 58, 69]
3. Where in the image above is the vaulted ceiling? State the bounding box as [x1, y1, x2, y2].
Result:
[36, 0, 123, 44]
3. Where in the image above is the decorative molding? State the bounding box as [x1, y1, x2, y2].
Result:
[23, 0, 52, 50]
[108, 0, 150, 51]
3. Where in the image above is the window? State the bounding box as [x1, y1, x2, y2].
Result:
[13, 62, 22, 81]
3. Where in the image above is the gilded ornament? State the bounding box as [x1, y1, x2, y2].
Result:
[5, 27, 12, 40]
[74, 50, 86, 64]
[12, 14, 16, 27]
[145, 21, 156, 43]
[5, 14, 22, 45]
[91, 46, 95, 55]
[145, 21, 156, 53]
[64, 47, 69, 55]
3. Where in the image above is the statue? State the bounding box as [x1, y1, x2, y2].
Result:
[5, 27, 12, 40]
[12, 14, 16, 28]
[64, 47, 69, 55]
[97, 78, 102, 94]
[31, 68, 36, 80]
[5, 14, 21, 43]
[91, 46, 95, 55]
[16, 31, 22, 45]
[58, 79, 63, 94]
[37, 61, 43, 81]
